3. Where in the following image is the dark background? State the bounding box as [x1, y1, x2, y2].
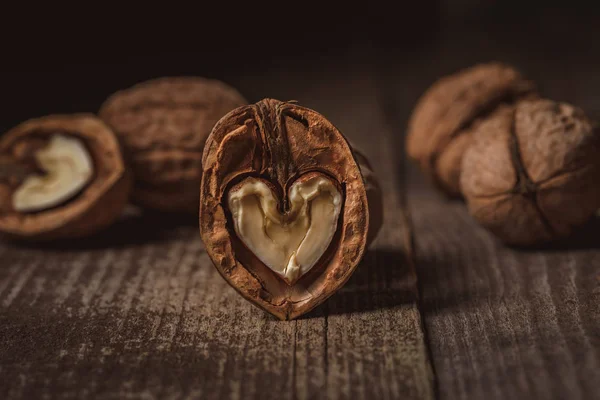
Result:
[1, 1, 599, 133]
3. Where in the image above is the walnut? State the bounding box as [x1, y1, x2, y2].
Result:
[406, 62, 537, 196]
[0, 114, 132, 241]
[460, 99, 600, 246]
[98, 76, 247, 214]
[199, 98, 383, 320]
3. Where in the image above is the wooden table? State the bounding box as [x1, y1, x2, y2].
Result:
[1, 22, 599, 400]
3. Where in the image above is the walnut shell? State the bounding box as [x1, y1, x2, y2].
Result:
[350, 143, 383, 247]
[460, 99, 600, 246]
[0, 114, 132, 241]
[98, 76, 247, 214]
[407, 62, 537, 196]
[199, 98, 382, 320]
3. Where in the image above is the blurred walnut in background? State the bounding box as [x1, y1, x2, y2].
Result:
[406, 62, 537, 196]
[0, 114, 131, 241]
[407, 62, 600, 247]
[461, 99, 600, 246]
[99, 77, 247, 214]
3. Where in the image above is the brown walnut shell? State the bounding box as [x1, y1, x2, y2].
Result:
[349, 143, 383, 246]
[199, 98, 382, 320]
[0, 114, 132, 241]
[406, 62, 537, 196]
[460, 99, 600, 246]
[98, 76, 247, 214]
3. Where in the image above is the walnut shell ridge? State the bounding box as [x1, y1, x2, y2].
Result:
[0, 114, 132, 241]
[199, 98, 381, 320]
[99, 76, 247, 214]
[407, 62, 537, 196]
[461, 99, 600, 246]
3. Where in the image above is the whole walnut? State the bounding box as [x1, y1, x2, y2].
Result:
[460, 99, 600, 246]
[406, 62, 537, 196]
[99, 76, 247, 214]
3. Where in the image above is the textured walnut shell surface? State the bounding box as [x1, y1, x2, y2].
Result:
[349, 143, 383, 247]
[461, 99, 600, 246]
[0, 114, 131, 241]
[406, 62, 536, 196]
[98, 76, 247, 214]
[199, 98, 380, 320]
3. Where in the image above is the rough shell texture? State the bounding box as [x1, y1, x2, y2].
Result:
[199, 98, 377, 320]
[0, 114, 132, 241]
[349, 143, 383, 247]
[98, 76, 247, 214]
[406, 62, 537, 196]
[460, 99, 600, 246]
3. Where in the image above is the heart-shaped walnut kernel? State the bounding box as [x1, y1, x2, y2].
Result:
[228, 173, 342, 284]
[199, 98, 382, 320]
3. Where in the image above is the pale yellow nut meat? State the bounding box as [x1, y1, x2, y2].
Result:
[228, 175, 342, 284]
[13, 135, 93, 212]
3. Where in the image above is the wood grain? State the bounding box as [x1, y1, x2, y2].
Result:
[0, 46, 434, 400]
[406, 167, 600, 400]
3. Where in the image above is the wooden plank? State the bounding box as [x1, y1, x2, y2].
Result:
[0, 45, 434, 400]
[383, 19, 600, 400]
[407, 167, 600, 400]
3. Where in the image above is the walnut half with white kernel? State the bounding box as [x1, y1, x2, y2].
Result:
[199, 98, 383, 320]
[0, 114, 131, 241]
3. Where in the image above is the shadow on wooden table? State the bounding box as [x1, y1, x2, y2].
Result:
[413, 216, 600, 314]
[6, 206, 201, 252]
[509, 216, 600, 253]
[300, 248, 418, 318]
